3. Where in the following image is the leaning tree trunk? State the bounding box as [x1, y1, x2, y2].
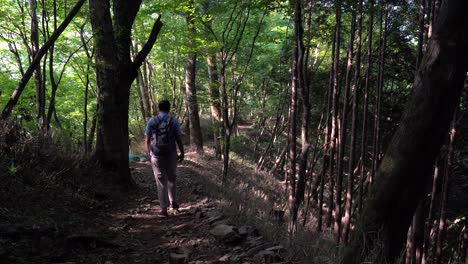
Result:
[341, 0, 468, 262]
[406, 1, 429, 261]
[1, 0, 87, 120]
[89, 0, 162, 185]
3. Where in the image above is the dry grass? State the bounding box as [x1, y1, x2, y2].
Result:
[184, 147, 339, 263]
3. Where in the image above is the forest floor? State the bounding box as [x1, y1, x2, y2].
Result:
[0, 151, 292, 264]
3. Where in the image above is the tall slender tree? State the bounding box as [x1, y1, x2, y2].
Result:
[342, 0, 363, 243]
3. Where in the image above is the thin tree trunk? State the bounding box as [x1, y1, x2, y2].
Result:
[413, 199, 426, 264]
[88, 107, 97, 152]
[327, 0, 342, 229]
[416, 0, 426, 68]
[342, 0, 363, 243]
[370, 2, 388, 185]
[207, 53, 222, 159]
[342, 0, 468, 262]
[318, 10, 337, 233]
[422, 161, 441, 264]
[30, 0, 46, 131]
[435, 114, 457, 264]
[290, 0, 306, 232]
[335, 2, 356, 243]
[358, 0, 374, 214]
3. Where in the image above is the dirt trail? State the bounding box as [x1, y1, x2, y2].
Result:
[61, 159, 209, 263]
[63, 154, 281, 264]
[0, 152, 287, 263]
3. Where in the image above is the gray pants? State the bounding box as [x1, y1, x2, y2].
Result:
[151, 156, 177, 209]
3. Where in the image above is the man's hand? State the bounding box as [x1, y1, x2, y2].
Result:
[178, 153, 184, 162]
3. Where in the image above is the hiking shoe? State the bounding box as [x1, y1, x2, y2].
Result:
[158, 210, 168, 217]
[169, 202, 179, 210]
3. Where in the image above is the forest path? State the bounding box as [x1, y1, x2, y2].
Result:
[68, 153, 273, 263]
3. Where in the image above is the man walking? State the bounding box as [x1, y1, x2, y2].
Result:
[145, 100, 184, 217]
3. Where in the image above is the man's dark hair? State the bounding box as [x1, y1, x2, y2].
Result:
[158, 100, 171, 112]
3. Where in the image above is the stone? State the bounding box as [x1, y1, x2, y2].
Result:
[195, 212, 204, 221]
[239, 226, 260, 237]
[253, 250, 275, 263]
[169, 253, 188, 264]
[209, 224, 242, 244]
[219, 252, 232, 262]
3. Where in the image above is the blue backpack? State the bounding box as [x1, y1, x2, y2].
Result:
[150, 116, 174, 156]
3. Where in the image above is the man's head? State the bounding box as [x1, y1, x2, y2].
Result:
[158, 100, 171, 113]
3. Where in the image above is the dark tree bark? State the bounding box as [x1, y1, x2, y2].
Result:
[1, 0, 87, 120]
[407, 1, 429, 261]
[341, 0, 468, 262]
[416, 0, 426, 68]
[89, 0, 163, 185]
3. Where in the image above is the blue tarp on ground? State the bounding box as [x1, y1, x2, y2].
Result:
[129, 153, 149, 162]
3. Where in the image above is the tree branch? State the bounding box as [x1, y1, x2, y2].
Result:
[131, 15, 163, 79]
[1, 0, 86, 120]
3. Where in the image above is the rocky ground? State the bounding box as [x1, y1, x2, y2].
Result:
[0, 152, 288, 264]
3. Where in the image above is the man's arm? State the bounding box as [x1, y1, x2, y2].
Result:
[145, 136, 151, 158]
[176, 136, 184, 162]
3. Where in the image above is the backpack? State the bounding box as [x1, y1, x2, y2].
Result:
[150, 116, 174, 156]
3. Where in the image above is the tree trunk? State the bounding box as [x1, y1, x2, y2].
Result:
[30, 0, 46, 131]
[335, 1, 356, 243]
[318, 8, 337, 232]
[435, 115, 457, 264]
[342, 0, 363, 243]
[89, 0, 162, 185]
[207, 54, 222, 159]
[327, 0, 342, 229]
[185, 2, 204, 154]
[201, 2, 221, 159]
[406, 1, 429, 260]
[370, 3, 388, 185]
[290, 0, 307, 232]
[422, 161, 441, 264]
[341, 0, 468, 262]
[416, 0, 426, 68]
[358, 0, 375, 214]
